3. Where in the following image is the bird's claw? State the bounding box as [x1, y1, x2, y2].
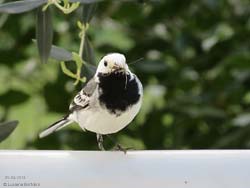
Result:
[96, 134, 105, 151]
[113, 144, 134, 154]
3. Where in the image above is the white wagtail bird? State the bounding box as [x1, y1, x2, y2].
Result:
[39, 53, 143, 151]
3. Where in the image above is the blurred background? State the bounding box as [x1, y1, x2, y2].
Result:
[1, 0, 250, 150]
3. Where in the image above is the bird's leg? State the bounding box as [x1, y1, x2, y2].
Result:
[96, 134, 105, 151]
[106, 135, 129, 154]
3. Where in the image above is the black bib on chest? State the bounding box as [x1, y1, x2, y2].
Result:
[98, 72, 140, 114]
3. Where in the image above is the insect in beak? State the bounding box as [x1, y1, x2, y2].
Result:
[112, 64, 124, 72]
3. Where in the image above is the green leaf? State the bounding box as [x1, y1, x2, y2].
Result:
[82, 3, 97, 24]
[50, 45, 73, 61]
[84, 63, 96, 76]
[33, 39, 73, 61]
[82, 36, 95, 65]
[0, 121, 19, 143]
[36, 7, 53, 63]
[0, 0, 46, 14]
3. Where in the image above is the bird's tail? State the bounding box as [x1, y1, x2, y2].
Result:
[39, 115, 73, 138]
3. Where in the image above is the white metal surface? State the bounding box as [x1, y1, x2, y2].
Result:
[0, 150, 250, 188]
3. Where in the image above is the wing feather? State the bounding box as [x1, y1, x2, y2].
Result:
[69, 78, 97, 112]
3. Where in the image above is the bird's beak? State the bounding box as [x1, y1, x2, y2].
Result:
[112, 64, 124, 72]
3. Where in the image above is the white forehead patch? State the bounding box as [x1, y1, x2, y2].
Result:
[95, 53, 130, 82]
[103, 53, 126, 65]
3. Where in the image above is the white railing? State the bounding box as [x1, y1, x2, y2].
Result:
[0, 150, 250, 188]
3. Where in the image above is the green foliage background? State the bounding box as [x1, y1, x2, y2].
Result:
[1, 0, 250, 150]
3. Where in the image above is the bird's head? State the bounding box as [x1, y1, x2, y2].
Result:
[95, 53, 131, 80]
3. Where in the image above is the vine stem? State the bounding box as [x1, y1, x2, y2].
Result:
[79, 31, 85, 57]
[59, 22, 89, 85]
[44, 0, 79, 14]
[78, 24, 88, 56]
[73, 23, 89, 85]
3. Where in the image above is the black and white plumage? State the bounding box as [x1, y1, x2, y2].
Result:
[39, 53, 143, 150]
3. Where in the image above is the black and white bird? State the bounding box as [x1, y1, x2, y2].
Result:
[39, 53, 143, 151]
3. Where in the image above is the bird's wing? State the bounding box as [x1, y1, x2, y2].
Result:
[39, 78, 97, 138]
[69, 78, 97, 112]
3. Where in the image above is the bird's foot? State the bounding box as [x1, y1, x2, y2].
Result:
[113, 144, 134, 154]
[96, 134, 105, 151]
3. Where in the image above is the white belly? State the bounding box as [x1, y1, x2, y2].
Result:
[74, 99, 141, 135]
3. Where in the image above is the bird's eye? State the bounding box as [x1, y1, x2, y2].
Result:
[104, 61, 108, 67]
